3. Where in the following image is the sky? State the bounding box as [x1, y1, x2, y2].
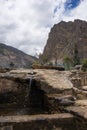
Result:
[0, 0, 87, 56]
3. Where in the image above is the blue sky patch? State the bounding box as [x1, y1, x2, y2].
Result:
[65, 0, 81, 10]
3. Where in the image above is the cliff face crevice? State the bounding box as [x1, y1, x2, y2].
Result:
[43, 19, 87, 64]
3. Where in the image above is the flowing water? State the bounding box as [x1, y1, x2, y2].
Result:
[27, 74, 33, 99]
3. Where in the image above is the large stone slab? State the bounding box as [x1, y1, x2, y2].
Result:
[10, 69, 73, 93]
[65, 105, 87, 119]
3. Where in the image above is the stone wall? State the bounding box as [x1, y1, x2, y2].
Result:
[70, 71, 87, 99]
[0, 77, 28, 106]
[70, 71, 87, 88]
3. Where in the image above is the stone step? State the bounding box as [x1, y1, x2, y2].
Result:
[0, 113, 73, 124]
[0, 113, 75, 130]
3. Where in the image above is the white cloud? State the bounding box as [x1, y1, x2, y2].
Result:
[68, 0, 87, 21]
[0, 0, 87, 56]
[0, 0, 56, 55]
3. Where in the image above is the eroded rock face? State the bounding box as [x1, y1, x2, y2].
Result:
[42, 19, 87, 63]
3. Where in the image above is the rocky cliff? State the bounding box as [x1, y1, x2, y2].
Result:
[0, 43, 37, 68]
[42, 19, 87, 65]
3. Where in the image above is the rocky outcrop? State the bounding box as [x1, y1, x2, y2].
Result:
[0, 43, 37, 68]
[42, 19, 87, 64]
[0, 69, 87, 129]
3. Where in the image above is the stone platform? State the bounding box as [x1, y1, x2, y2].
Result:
[0, 113, 75, 130]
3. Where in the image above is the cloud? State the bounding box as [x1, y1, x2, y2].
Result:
[0, 0, 87, 56]
[0, 0, 55, 55]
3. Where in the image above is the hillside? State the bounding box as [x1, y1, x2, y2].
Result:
[42, 19, 87, 65]
[0, 43, 37, 68]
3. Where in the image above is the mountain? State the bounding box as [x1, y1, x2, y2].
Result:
[42, 19, 87, 65]
[0, 43, 37, 68]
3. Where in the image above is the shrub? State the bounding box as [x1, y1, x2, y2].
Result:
[82, 59, 87, 71]
[63, 55, 72, 70]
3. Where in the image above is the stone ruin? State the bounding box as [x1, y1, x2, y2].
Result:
[0, 69, 87, 130]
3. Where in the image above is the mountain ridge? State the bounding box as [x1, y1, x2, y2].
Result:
[0, 43, 37, 68]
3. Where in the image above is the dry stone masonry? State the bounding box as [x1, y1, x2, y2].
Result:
[0, 69, 87, 129]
